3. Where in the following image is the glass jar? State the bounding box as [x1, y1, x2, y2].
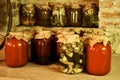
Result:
[19, 4, 36, 26]
[85, 36, 111, 75]
[51, 4, 67, 27]
[82, 3, 99, 28]
[31, 31, 58, 65]
[57, 33, 85, 74]
[5, 33, 28, 67]
[36, 4, 51, 26]
[67, 4, 83, 27]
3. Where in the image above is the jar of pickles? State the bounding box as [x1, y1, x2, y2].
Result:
[51, 4, 67, 27]
[57, 32, 85, 74]
[82, 3, 99, 28]
[85, 35, 111, 75]
[19, 4, 36, 26]
[31, 30, 58, 65]
[66, 4, 83, 27]
[36, 4, 51, 26]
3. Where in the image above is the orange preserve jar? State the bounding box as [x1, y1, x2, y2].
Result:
[85, 35, 111, 75]
[5, 32, 29, 67]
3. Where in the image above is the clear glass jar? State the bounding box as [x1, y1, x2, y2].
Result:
[57, 33, 85, 74]
[36, 4, 51, 26]
[82, 3, 99, 28]
[31, 31, 58, 65]
[86, 36, 111, 75]
[67, 4, 83, 27]
[19, 4, 36, 26]
[5, 36, 28, 67]
[51, 4, 67, 27]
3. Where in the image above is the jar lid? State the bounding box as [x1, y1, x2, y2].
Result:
[36, 4, 50, 10]
[22, 3, 35, 12]
[71, 3, 80, 9]
[57, 32, 80, 43]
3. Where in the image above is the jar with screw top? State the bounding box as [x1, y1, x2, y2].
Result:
[36, 4, 51, 26]
[82, 3, 99, 28]
[57, 32, 85, 74]
[66, 3, 83, 27]
[19, 3, 36, 26]
[50, 3, 67, 27]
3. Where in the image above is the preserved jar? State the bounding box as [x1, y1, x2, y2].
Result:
[36, 4, 51, 26]
[83, 3, 99, 28]
[31, 31, 58, 65]
[67, 4, 83, 27]
[51, 4, 67, 27]
[57, 32, 85, 74]
[85, 35, 111, 75]
[5, 32, 28, 67]
[19, 4, 36, 26]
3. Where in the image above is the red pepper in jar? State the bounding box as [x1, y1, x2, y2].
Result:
[5, 37, 28, 67]
[86, 36, 111, 75]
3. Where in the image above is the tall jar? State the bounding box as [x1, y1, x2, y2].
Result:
[85, 35, 111, 75]
[57, 32, 85, 74]
[19, 4, 36, 26]
[5, 32, 29, 67]
[36, 4, 51, 26]
[67, 4, 83, 27]
[51, 4, 67, 27]
[31, 31, 58, 65]
[82, 3, 99, 28]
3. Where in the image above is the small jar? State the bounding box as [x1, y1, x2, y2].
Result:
[85, 35, 111, 75]
[82, 3, 99, 28]
[5, 32, 28, 67]
[19, 4, 36, 26]
[31, 31, 58, 65]
[67, 4, 83, 27]
[57, 33, 85, 74]
[51, 4, 67, 27]
[36, 4, 51, 26]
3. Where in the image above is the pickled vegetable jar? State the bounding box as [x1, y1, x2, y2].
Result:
[51, 4, 66, 27]
[57, 33, 85, 74]
[19, 4, 36, 26]
[5, 32, 29, 67]
[86, 35, 111, 75]
[31, 31, 58, 65]
[36, 4, 51, 26]
[67, 4, 83, 27]
[82, 3, 99, 28]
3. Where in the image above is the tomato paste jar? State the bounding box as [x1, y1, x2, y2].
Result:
[5, 32, 29, 67]
[67, 4, 83, 27]
[57, 32, 85, 74]
[36, 4, 51, 26]
[85, 35, 111, 75]
[31, 30, 58, 65]
[19, 4, 36, 26]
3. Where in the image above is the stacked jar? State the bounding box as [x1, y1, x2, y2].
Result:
[36, 4, 51, 27]
[19, 4, 36, 26]
[56, 32, 85, 74]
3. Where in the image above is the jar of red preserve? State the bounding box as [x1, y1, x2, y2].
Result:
[5, 32, 29, 67]
[85, 35, 111, 75]
[31, 30, 58, 65]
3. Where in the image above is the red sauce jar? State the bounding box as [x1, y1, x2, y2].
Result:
[31, 31, 58, 65]
[85, 36, 111, 75]
[5, 36, 28, 67]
